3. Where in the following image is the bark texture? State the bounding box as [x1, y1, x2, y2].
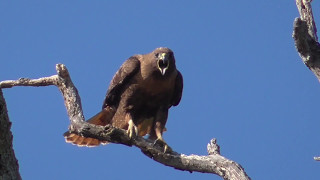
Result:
[293, 0, 320, 80]
[0, 64, 251, 180]
[0, 89, 22, 180]
[293, 0, 320, 161]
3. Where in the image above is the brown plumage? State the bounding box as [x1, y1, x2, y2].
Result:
[64, 47, 183, 147]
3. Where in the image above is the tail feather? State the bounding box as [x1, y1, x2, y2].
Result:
[64, 107, 114, 147]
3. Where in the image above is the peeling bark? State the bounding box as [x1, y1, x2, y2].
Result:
[0, 64, 251, 180]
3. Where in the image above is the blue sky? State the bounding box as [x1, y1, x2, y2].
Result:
[1, 1, 320, 180]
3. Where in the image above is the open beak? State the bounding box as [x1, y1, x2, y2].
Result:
[157, 53, 169, 75]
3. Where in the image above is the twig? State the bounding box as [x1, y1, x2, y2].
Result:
[0, 64, 251, 180]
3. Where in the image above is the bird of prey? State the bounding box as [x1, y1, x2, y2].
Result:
[64, 47, 183, 148]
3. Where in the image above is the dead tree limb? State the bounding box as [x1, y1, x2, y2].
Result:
[293, 0, 320, 80]
[0, 64, 251, 180]
[293, 0, 320, 161]
[0, 89, 22, 180]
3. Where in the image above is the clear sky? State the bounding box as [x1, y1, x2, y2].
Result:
[1, 1, 320, 180]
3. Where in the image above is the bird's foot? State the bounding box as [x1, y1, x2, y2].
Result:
[153, 138, 172, 153]
[127, 119, 138, 139]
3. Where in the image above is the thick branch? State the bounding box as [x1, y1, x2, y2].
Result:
[296, 0, 317, 40]
[293, 0, 320, 161]
[0, 89, 22, 180]
[0, 64, 251, 180]
[293, 0, 320, 81]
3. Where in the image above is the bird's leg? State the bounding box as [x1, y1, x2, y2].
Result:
[127, 119, 138, 139]
[152, 122, 172, 153]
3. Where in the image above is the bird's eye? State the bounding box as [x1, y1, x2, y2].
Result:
[155, 53, 159, 58]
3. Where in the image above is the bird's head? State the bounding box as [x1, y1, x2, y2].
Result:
[153, 47, 175, 76]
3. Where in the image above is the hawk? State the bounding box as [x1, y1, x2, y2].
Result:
[64, 47, 183, 148]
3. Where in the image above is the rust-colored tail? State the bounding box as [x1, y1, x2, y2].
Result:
[63, 107, 115, 147]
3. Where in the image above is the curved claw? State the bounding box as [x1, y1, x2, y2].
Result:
[127, 119, 138, 139]
[153, 138, 172, 153]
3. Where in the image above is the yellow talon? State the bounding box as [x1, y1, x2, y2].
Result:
[154, 137, 171, 153]
[127, 119, 138, 139]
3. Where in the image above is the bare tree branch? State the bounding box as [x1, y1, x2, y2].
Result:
[0, 64, 251, 180]
[0, 89, 22, 180]
[314, 157, 320, 161]
[293, 0, 320, 80]
[0, 76, 58, 88]
[293, 0, 320, 161]
[296, 0, 317, 40]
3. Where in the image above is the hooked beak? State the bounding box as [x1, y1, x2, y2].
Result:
[157, 53, 169, 76]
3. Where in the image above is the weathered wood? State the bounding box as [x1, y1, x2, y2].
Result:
[0, 64, 251, 180]
[0, 89, 22, 180]
[293, 0, 320, 161]
[293, 0, 320, 81]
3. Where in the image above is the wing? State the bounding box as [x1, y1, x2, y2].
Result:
[171, 70, 183, 106]
[102, 56, 140, 109]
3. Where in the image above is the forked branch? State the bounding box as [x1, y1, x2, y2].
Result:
[0, 64, 250, 180]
